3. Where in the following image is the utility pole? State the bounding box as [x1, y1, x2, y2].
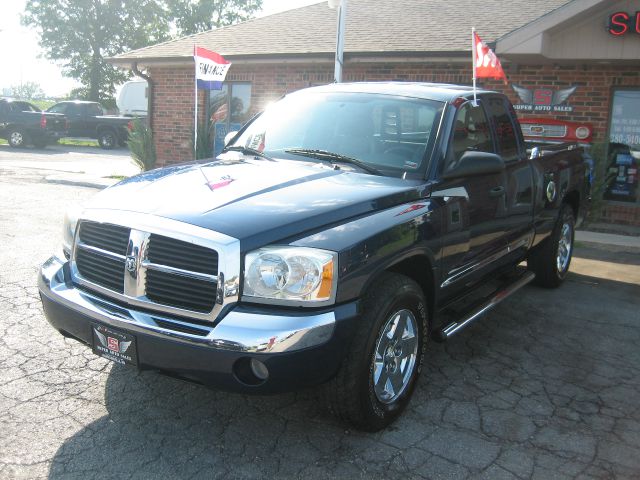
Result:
[328, 0, 347, 83]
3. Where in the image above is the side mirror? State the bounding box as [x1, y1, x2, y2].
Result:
[224, 131, 239, 147]
[529, 146, 541, 159]
[441, 151, 505, 180]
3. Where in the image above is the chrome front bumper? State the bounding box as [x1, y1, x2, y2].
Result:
[39, 255, 336, 354]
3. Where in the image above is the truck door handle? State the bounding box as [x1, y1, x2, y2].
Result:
[489, 186, 505, 197]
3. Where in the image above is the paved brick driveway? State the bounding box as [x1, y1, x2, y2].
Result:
[1, 156, 639, 479]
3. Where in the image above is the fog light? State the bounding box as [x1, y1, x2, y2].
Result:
[250, 359, 269, 381]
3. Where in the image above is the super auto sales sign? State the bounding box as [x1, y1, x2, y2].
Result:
[608, 11, 640, 36]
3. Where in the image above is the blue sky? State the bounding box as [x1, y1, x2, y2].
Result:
[0, 0, 322, 97]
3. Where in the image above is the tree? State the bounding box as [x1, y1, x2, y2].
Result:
[11, 81, 45, 100]
[167, 0, 262, 36]
[22, 0, 170, 103]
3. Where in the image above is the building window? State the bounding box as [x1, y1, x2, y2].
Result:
[208, 82, 252, 157]
[606, 90, 639, 204]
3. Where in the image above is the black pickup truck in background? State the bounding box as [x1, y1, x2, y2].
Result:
[0, 99, 67, 148]
[39, 83, 590, 431]
[46, 101, 132, 149]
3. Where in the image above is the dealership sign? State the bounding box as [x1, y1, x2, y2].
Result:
[511, 85, 577, 112]
[608, 12, 640, 36]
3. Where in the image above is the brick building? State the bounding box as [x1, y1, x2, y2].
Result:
[110, 0, 640, 225]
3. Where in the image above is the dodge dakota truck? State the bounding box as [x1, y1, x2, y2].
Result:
[39, 83, 589, 431]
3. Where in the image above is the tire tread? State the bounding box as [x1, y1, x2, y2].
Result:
[528, 204, 574, 288]
[324, 273, 426, 431]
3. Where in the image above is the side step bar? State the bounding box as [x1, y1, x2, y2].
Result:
[434, 270, 536, 341]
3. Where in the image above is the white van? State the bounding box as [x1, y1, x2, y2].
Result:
[116, 79, 148, 117]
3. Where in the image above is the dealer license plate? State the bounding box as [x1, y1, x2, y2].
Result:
[92, 324, 138, 367]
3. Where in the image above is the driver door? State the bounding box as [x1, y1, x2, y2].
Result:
[436, 99, 509, 300]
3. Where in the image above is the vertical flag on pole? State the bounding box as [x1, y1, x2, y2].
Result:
[194, 47, 232, 90]
[193, 46, 232, 159]
[472, 29, 508, 103]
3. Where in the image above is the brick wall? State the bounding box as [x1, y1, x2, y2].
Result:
[149, 61, 640, 225]
[599, 204, 640, 226]
[149, 66, 205, 164]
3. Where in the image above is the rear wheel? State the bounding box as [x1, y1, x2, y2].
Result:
[325, 273, 428, 431]
[8, 129, 27, 148]
[528, 204, 575, 288]
[98, 129, 117, 149]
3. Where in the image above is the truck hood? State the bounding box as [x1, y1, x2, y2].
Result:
[85, 156, 425, 249]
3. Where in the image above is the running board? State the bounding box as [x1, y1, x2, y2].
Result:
[434, 270, 536, 341]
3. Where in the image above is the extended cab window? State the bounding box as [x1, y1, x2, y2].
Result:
[13, 102, 38, 112]
[486, 96, 520, 162]
[446, 101, 493, 171]
[47, 104, 68, 114]
[86, 103, 103, 116]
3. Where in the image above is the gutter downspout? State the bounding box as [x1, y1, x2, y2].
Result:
[132, 62, 153, 129]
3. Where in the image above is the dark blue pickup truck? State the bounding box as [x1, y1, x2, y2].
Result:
[39, 83, 589, 431]
[46, 100, 132, 149]
[0, 99, 67, 148]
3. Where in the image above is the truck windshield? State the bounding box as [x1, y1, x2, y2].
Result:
[230, 91, 443, 177]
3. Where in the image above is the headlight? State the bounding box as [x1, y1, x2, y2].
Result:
[575, 126, 590, 140]
[243, 247, 337, 304]
[62, 207, 81, 259]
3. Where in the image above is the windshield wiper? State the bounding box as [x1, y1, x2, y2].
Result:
[284, 148, 382, 175]
[223, 145, 274, 161]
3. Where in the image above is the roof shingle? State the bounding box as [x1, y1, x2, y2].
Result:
[111, 0, 572, 63]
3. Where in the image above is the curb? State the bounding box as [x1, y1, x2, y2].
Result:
[575, 231, 640, 253]
[44, 174, 120, 190]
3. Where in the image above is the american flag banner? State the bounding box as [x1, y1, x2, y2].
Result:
[194, 46, 231, 91]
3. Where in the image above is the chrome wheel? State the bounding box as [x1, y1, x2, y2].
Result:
[10, 131, 24, 147]
[372, 308, 419, 404]
[98, 131, 116, 149]
[556, 222, 572, 274]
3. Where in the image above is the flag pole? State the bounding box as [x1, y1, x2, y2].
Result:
[194, 44, 198, 160]
[472, 27, 477, 106]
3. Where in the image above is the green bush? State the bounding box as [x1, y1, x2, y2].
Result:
[194, 120, 215, 160]
[30, 100, 56, 111]
[127, 119, 156, 171]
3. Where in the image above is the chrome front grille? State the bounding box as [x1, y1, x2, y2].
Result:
[146, 269, 218, 313]
[78, 221, 129, 255]
[147, 234, 218, 275]
[72, 217, 233, 320]
[76, 222, 130, 293]
[522, 124, 567, 138]
[75, 248, 125, 293]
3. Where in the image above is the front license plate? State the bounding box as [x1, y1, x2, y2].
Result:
[92, 324, 138, 367]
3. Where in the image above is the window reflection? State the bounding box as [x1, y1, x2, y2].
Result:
[208, 83, 252, 157]
[606, 90, 639, 203]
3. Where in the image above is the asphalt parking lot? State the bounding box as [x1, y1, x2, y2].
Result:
[1, 147, 639, 479]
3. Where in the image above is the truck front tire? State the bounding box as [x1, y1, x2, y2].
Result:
[528, 204, 575, 288]
[325, 273, 428, 431]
